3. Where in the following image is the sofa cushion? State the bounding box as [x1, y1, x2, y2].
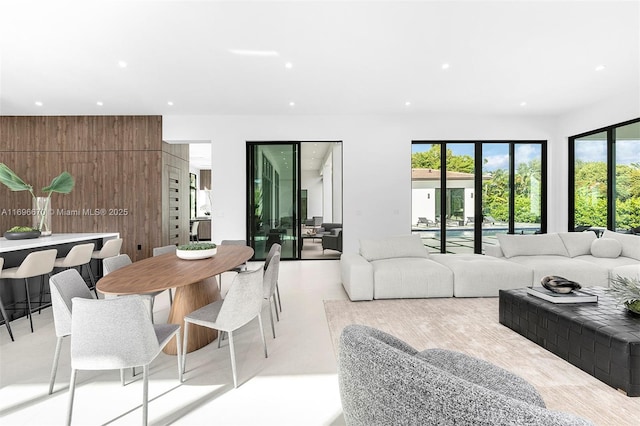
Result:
[371, 258, 453, 298]
[602, 230, 640, 261]
[558, 232, 597, 258]
[430, 254, 533, 296]
[507, 255, 609, 287]
[590, 238, 622, 258]
[497, 233, 569, 258]
[612, 264, 640, 281]
[360, 234, 428, 262]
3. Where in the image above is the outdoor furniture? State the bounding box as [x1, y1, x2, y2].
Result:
[416, 217, 436, 227]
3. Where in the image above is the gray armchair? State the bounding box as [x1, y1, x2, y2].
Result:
[322, 229, 342, 252]
[338, 324, 592, 426]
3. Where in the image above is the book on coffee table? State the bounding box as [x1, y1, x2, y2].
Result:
[526, 287, 598, 304]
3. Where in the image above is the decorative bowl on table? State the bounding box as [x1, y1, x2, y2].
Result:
[3, 226, 41, 240]
[176, 242, 217, 260]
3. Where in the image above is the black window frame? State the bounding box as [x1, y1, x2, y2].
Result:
[568, 117, 640, 232]
[412, 140, 547, 253]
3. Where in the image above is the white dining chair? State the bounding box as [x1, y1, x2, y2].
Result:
[67, 295, 182, 426]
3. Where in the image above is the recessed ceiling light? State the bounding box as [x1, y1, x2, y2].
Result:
[289, 101, 295, 107]
[229, 49, 279, 57]
[118, 60, 127, 68]
[285, 62, 293, 69]
[405, 101, 411, 107]
[96, 101, 103, 106]
[35, 101, 43, 106]
[520, 101, 527, 107]
[167, 101, 174, 106]
[441, 63, 450, 70]
[595, 65, 605, 71]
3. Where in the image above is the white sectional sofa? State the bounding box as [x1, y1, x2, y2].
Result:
[340, 231, 639, 302]
[341, 234, 533, 301]
[485, 230, 640, 286]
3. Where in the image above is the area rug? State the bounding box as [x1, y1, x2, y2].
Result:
[324, 297, 640, 426]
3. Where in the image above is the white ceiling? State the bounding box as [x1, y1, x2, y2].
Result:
[1, 0, 638, 118]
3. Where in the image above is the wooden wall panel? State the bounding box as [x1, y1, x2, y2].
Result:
[0, 116, 169, 261]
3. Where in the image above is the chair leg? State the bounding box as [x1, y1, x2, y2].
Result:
[0, 294, 14, 341]
[49, 336, 64, 394]
[67, 369, 77, 426]
[38, 274, 45, 314]
[168, 289, 173, 306]
[175, 329, 183, 382]
[121, 369, 126, 386]
[228, 330, 238, 388]
[268, 299, 276, 339]
[182, 321, 189, 375]
[275, 282, 282, 313]
[273, 296, 280, 322]
[142, 364, 149, 426]
[85, 264, 97, 298]
[24, 278, 34, 333]
[257, 313, 268, 358]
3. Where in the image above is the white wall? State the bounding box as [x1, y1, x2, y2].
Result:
[163, 110, 635, 252]
[551, 90, 640, 232]
[301, 170, 323, 219]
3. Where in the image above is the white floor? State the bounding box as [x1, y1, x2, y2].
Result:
[0, 260, 348, 425]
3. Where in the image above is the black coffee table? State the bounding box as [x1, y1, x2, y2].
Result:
[499, 287, 640, 397]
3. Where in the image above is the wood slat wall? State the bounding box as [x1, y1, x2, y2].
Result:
[0, 116, 188, 261]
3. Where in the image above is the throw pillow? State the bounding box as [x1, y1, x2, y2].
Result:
[590, 238, 622, 258]
[496, 233, 569, 258]
[601, 230, 640, 260]
[558, 232, 597, 257]
[359, 234, 428, 261]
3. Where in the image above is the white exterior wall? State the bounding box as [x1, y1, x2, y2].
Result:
[163, 105, 637, 252]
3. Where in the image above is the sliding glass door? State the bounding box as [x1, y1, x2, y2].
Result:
[247, 143, 298, 261]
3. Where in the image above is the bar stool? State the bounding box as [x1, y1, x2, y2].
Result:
[53, 243, 97, 297]
[91, 238, 123, 280]
[1, 249, 58, 334]
[0, 257, 14, 341]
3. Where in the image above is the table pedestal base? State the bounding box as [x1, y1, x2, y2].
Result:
[164, 276, 220, 355]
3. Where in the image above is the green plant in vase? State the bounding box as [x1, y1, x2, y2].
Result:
[607, 275, 640, 315]
[177, 242, 217, 250]
[0, 163, 75, 235]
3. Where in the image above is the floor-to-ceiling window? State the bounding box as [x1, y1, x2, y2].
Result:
[569, 118, 640, 232]
[247, 141, 343, 261]
[412, 141, 546, 254]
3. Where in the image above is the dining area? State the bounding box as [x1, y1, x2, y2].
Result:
[0, 235, 285, 425]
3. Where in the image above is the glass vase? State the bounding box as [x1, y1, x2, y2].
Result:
[33, 196, 52, 236]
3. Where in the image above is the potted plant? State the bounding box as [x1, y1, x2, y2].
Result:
[3, 225, 41, 240]
[176, 242, 217, 260]
[0, 163, 74, 237]
[607, 275, 640, 315]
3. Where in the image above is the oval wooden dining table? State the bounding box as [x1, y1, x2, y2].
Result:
[97, 245, 254, 355]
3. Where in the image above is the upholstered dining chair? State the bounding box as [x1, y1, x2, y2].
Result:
[53, 243, 97, 297]
[152, 245, 177, 305]
[182, 267, 267, 388]
[103, 254, 161, 322]
[263, 251, 281, 338]
[217, 240, 248, 291]
[91, 238, 122, 280]
[67, 295, 182, 426]
[1, 249, 57, 334]
[48, 269, 94, 395]
[264, 243, 282, 313]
